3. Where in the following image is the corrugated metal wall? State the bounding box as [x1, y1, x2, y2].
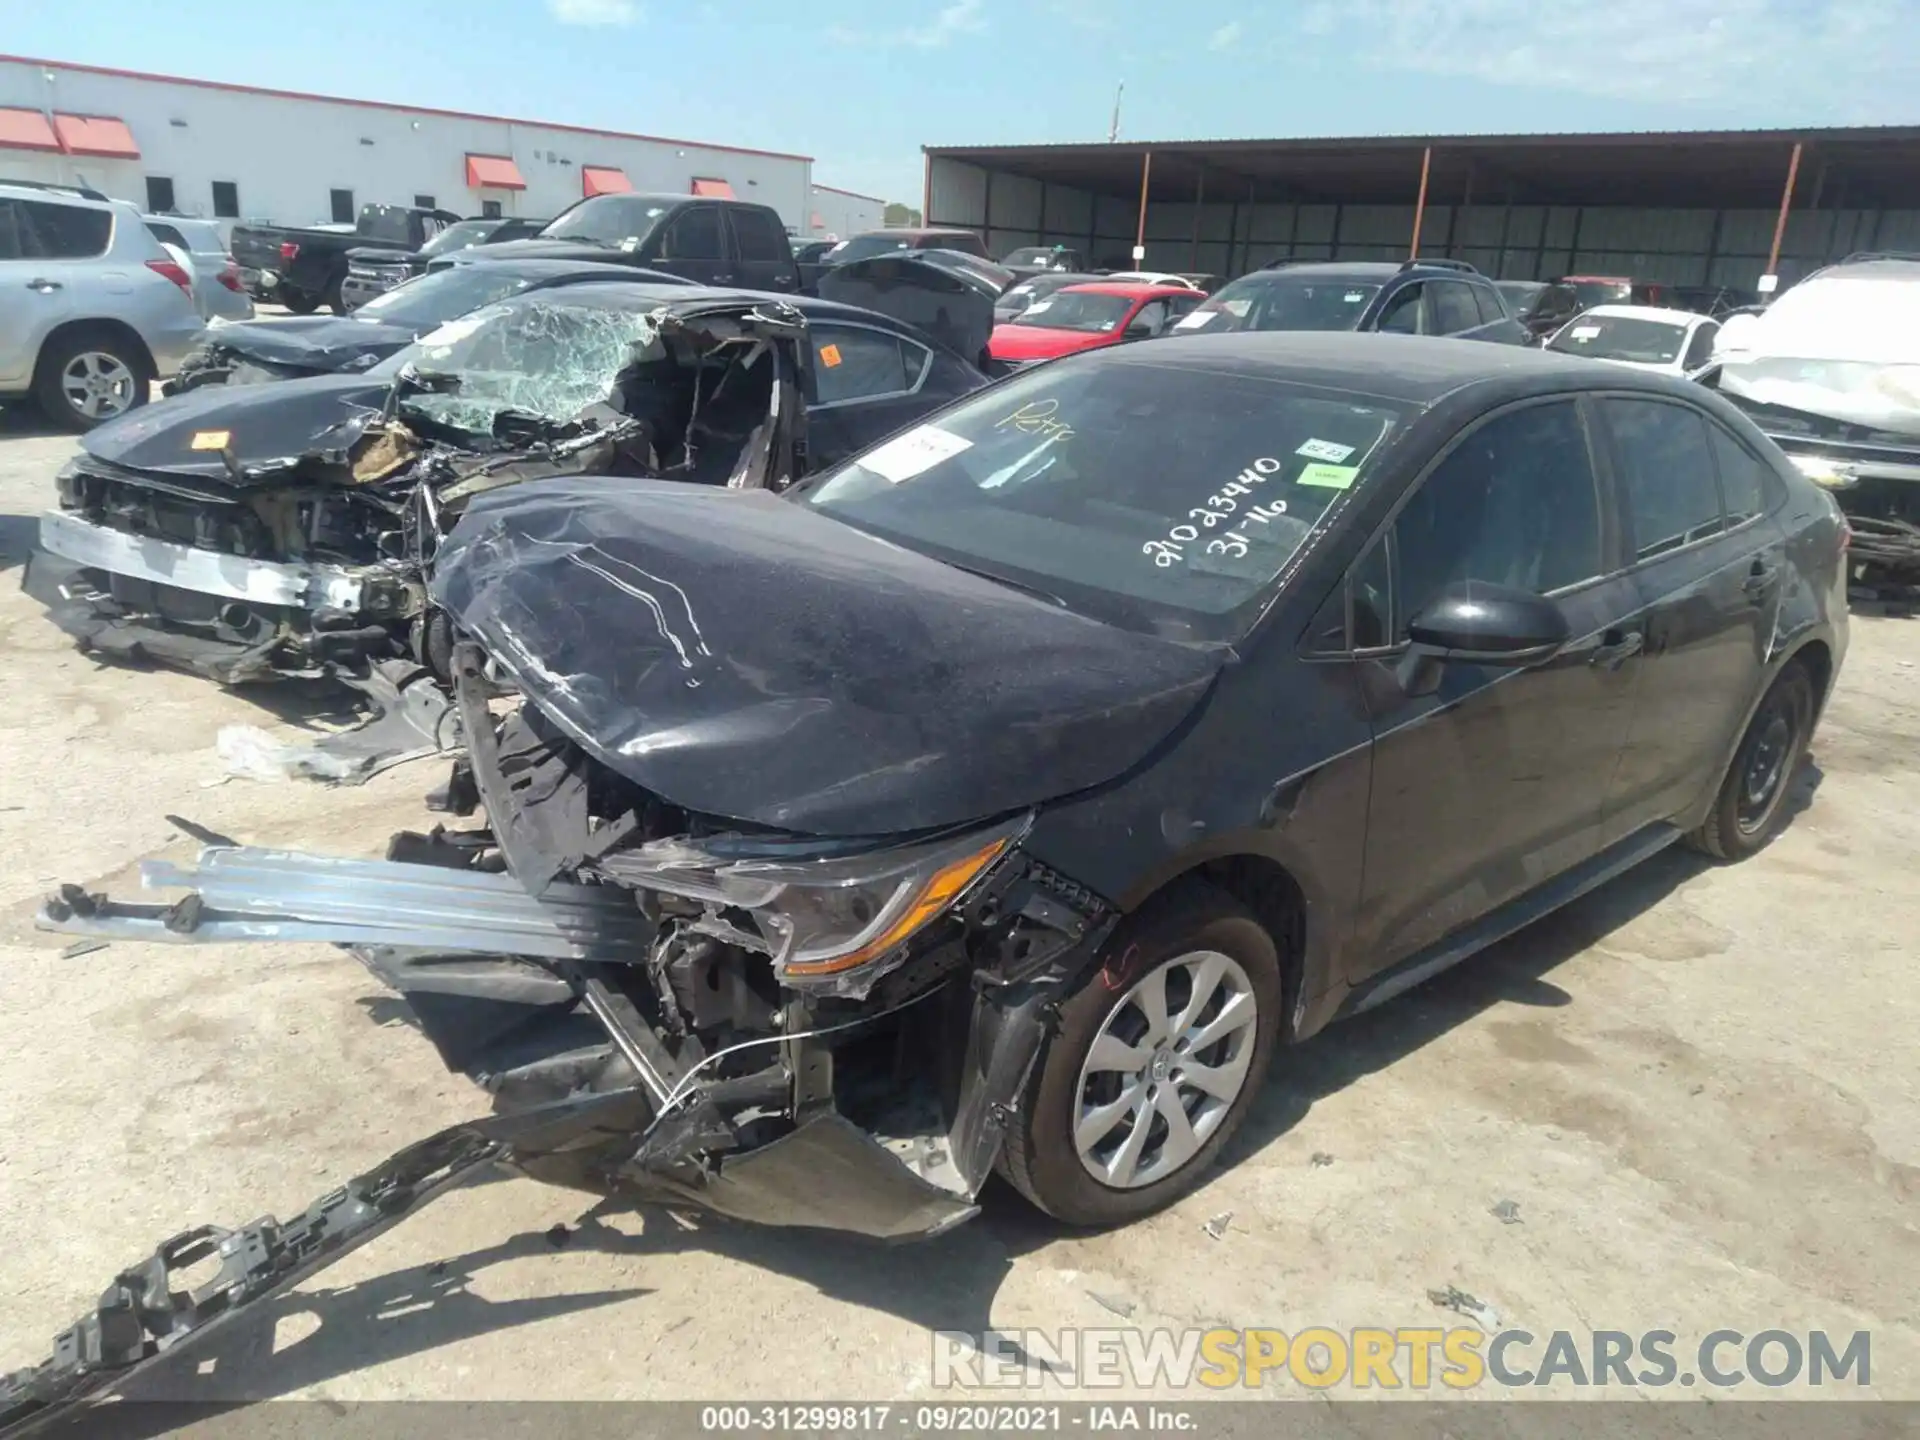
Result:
[929, 156, 1920, 285]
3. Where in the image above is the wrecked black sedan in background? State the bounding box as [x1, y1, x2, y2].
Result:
[163, 256, 683, 393]
[25, 281, 988, 699]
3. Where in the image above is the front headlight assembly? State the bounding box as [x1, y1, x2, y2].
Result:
[597, 816, 1029, 996]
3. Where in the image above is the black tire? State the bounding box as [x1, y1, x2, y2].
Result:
[279, 287, 320, 315]
[33, 330, 148, 432]
[324, 275, 348, 316]
[1686, 662, 1815, 861]
[999, 882, 1282, 1226]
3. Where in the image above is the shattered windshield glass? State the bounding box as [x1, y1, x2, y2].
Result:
[372, 298, 664, 435]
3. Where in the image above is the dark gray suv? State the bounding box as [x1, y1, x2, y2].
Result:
[1175, 258, 1531, 345]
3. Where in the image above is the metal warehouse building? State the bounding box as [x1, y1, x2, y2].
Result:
[0, 54, 881, 239]
[925, 128, 1920, 287]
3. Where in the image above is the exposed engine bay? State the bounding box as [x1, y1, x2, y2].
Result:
[25, 295, 811, 773]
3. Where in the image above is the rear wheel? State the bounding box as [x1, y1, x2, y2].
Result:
[279, 287, 320, 315]
[999, 883, 1281, 1226]
[35, 332, 146, 431]
[1686, 662, 1815, 861]
[324, 275, 348, 316]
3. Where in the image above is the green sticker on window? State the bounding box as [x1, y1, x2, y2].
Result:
[1296, 462, 1359, 490]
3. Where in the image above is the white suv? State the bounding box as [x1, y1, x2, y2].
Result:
[0, 181, 205, 430]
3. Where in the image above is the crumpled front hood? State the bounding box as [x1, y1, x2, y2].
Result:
[81, 373, 389, 482]
[432, 480, 1227, 837]
[1716, 273, 1920, 438]
[204, 316, 419, 373]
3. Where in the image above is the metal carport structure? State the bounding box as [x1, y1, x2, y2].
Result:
[923, 127, 1920, 286]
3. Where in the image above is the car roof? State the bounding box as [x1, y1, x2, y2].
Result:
[504, 278, 940, 333]
[1574, 303, 1699, 325]
[1059, 282, 1198, 298]
[854, 227, 972, 240]
[446, 255, 651, 280]
[1242, 262, 1426, 283]
[1082, 330, 1656, 405]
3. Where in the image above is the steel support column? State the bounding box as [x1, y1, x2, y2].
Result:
[1766, 141, 1804, 277]
[1134, 150, 1154, 260]
[1190, 164, 1206, 270]
[1409, 146, 1433, 259]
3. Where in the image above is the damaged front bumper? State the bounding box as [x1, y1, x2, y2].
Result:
[35, 831, 1097, 1241]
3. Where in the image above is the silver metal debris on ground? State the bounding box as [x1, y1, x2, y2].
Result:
[1489, 1199, 1522, 1224]
[1427, 1283, 1501, 1330]
[59, 940, 108, 959]
[1203, 1210, 1232, 1239]
[1087, 1291, 1136, 1319]
[36, 845, 653, 961]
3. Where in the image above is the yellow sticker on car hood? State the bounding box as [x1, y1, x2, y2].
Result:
[189, 430, 232, 451]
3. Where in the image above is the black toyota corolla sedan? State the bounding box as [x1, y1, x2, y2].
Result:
[41, 333, 1849, 1243]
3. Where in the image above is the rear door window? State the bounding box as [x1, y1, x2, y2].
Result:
[1602, 398, 1725, 559]
[1429, 281, 1483, 334]
[1471, 283, 1509, 326]
[19, 200, 112, 259]
[810, 323, 931, 406]
[146, 221, 187, 249]
[730, 206, 790, 263]
[0, 200, 23, 260]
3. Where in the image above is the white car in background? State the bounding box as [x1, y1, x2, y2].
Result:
[1544, 302, 1721, 380]
[142, 214, 255, 323]
[0, 181, 205, 429]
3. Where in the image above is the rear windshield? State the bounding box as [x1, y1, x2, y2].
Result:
[1549, 314, 1689, 365]
[826, 233, 919, 265]
[1012, 291, 1134, 333]
[541, 195, 673, 248]
[1175, 275, 1380, 334]
[352, 264, 544, 328]
[358, 205, 412, 243]
[421, 220, 496, 258]
[798, 358, 1406, 641]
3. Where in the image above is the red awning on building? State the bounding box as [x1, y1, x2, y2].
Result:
[582, 166, 633, 197]
[691, 177, 735, 199]
[465, 153, 527, 190]
[0, 107, 61, 153]
[52, 114, 140, 159]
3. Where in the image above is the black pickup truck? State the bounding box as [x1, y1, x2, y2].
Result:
[339, 215, 548, 310]
[439, 193, 803, 292]
[231, 203, 463, 314]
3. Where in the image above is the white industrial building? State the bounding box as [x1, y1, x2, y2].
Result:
[0, 52, 882, 240]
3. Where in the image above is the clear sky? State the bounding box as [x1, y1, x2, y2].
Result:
[4, 0, 1915, 204]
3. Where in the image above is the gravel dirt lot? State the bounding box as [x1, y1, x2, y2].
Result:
[0, 396, 1915, 1408]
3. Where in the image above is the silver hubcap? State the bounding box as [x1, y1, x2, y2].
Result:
[62, 352, 136, 419]
[1074, 949, 1258, 1190]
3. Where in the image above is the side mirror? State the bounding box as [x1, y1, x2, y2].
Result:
[1407, 583, 1569, 666]
[1124, 321, 1155, 340]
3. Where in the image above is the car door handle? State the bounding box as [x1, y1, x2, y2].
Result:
[1743, 564, 1780, 601]
[1589, 628, 1644, 670]
[26, 278, 63, 292]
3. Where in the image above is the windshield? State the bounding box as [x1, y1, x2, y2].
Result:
[352, 265, 541, 328]
[369, 298, 663, 436]
[798, 359, 1406, 640]
[1012, 291, 1135, 334]
[1176, 276, 1380, 334]
[1565, 280, 1629, 309]
[826, 234, 917, 265]
[420, 220, 494, 258]
[1549, 314, 1688, 365]
[541, 196, 672, 247]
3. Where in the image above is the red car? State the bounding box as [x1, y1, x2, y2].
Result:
[987, 282, 1204, 365]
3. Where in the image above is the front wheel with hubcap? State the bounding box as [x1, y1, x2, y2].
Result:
[36, 334, 146, 431]
[1687, 661, 1816, 861]
[1000, 884, 1282, 1226]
